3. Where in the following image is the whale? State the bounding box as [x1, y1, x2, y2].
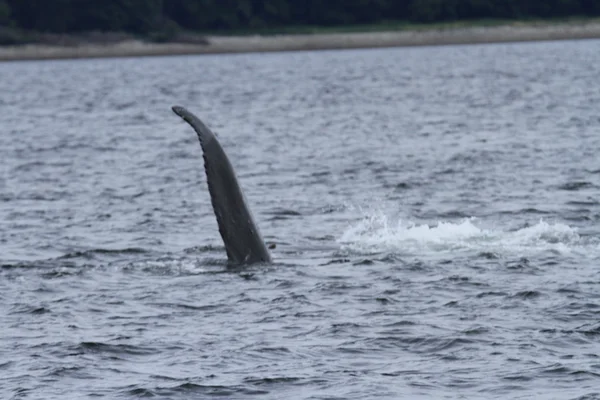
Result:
[172, 106, 272, 265]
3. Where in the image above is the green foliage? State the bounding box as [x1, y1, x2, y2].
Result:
[2, 0, 600, 38]
[0, 0, 11, 25]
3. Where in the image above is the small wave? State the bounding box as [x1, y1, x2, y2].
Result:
[123, 383, 268, 397]
[567, 200, 600, 206]
[339, 211, 592, 257]
[557, 181, 596, 191]
[0, 361, 14, 370]
[56, 248, 147, 260]
[71, 342, 158, 356]
[500, 208, 552, 216]
[511, 290, 543, 300]
[183, 244, 224, 254]
[9, 304, 51, 315]
[244, 376, 301, 386]
[360, 336, 475, 354]
[265, 207, 302, 221]
[149, 302, 223, 311]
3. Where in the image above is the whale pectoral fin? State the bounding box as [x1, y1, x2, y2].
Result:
[171, 106, 272, 265]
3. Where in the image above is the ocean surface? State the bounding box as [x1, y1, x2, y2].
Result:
[1, 39, 600, 399]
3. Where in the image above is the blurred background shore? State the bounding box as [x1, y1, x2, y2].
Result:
[1, 0, 600, 61]
[2, 20, 600, 61]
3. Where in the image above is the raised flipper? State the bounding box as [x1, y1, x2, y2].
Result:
[172, 106, 272, 265]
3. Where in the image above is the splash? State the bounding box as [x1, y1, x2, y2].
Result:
[338, 211, 586, 257]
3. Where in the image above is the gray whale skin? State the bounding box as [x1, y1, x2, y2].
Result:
[172, 106, 272, 265]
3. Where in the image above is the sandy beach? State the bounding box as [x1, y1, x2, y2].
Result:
[1, 21, 600, 61]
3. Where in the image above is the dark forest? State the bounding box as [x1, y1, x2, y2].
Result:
[1, 0, 599, 39]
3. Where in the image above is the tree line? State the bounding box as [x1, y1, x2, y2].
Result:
[1, 0, 599, 36]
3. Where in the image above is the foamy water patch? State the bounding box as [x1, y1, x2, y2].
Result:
[338, 211, 592, 257]
[124, 258, 210, 275]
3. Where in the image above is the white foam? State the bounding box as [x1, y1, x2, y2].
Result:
[338, 210, 589, 257]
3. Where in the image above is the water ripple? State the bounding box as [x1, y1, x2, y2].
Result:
[1, 40, 600, 399]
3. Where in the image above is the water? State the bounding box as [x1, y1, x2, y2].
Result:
[1, 39, 600, 399]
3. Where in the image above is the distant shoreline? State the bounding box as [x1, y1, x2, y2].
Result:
[1, 21, 600, 62]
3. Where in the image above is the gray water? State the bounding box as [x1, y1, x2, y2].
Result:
[1, 39, 600, 399]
